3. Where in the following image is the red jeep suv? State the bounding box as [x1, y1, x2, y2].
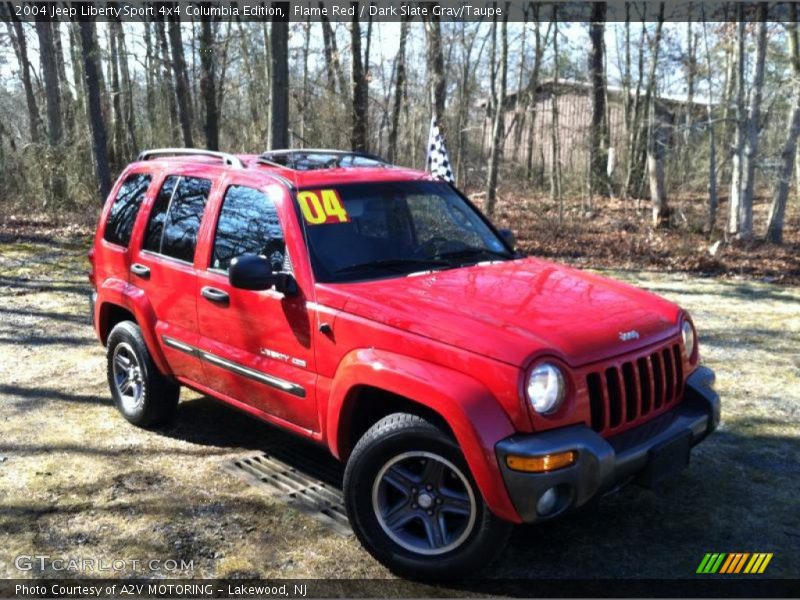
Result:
[89, 148, 720, 578]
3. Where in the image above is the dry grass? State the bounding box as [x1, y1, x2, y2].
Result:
[0, 227, 798, 587]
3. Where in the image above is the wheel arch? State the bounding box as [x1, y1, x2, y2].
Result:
[326, 348, 521, 523]
[96, 280, 171, 376]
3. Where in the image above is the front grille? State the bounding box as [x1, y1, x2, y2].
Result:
[587, 342, 684, 434]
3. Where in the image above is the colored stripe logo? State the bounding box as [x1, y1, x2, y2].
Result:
[697, 553, 773, 574]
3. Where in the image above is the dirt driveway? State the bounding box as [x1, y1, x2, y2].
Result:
[0, 229, 798, 588]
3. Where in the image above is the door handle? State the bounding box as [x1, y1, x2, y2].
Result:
[201, 286, 230, 305]
[130, 263, 150, 279]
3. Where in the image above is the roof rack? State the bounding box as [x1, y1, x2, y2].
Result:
[137, 148, 244, 169]
[258, 149, 388, 171]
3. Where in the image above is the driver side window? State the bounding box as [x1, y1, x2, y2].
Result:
[212, 185, 288, 273]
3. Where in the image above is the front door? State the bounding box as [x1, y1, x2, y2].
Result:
[195, 184, 317, 433]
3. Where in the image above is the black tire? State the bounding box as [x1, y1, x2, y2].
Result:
[343, 413, 512, 580]
[106, 321, 179, 428]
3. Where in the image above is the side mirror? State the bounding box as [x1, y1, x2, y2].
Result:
[229, 254, 297, 295]
[499, 228, 516, 250]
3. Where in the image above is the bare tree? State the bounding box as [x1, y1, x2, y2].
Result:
[727, 9, 747, 237]
[388, 16, 409, 164]
[734, 3, 768, 241]
[525, 12, 548, 183]
[485, 5, 508, 216]
[107, 16, 126, 166]
[350, 5, 368, 152]
[320, 8, 348, 99]
[425, 12, 446, 123]
[269, 17, 289, 149]
[550, 9, 563, 219]
[588, 1, 609, 200]
[766, 5, 800, 244]
[168, 11, 194, 147]
[154, 16, 179, 142]
[78, 16, 111, 201]
[645, 3, 668, 227]
[199, 9, 219, 150]
[4, 18, 41, 143]
[701, 13, 718, 233]
[34, 18, 66, 204]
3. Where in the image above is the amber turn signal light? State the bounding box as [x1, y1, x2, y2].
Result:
[505, 451, 577, 473]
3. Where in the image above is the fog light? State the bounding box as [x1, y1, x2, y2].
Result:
[537, 487, 559, 516]
[506, 451, 576, 473]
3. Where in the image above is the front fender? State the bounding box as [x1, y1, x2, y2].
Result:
[326, 348, 521, 523]
[96, 279, 172, 376]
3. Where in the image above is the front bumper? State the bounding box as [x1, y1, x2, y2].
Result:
[495, 366, 720, 523]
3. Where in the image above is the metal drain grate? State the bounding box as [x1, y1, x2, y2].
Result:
[223, 449, 352, 536]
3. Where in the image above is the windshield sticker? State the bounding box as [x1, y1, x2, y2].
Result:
[298, 189, 350, 225]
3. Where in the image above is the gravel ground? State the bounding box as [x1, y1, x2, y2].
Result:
[0, 231, 798, 589]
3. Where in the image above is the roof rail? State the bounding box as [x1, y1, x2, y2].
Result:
[259, 149, 388, 170]
[137, 148, 244, 169]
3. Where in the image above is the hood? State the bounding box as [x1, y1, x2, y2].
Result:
[322, 257, 682, 367]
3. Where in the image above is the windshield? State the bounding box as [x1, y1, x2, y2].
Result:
[297, 181, 513, 283]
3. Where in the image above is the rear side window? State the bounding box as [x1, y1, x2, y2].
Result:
[143, 175, 211, 263]
[104, 173, 152, 247]
[212, 185, 287, 272]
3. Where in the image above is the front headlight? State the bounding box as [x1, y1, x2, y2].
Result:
[527, 362, 565, 414]
[682, 319, 696, 361]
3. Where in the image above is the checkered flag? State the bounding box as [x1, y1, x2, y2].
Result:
[426, 117, 455, 184]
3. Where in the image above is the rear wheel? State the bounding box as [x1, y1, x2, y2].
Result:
[106, 321, 179, 427]
[343, 413, 512, 580]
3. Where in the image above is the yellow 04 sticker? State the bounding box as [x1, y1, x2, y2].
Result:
[298, 189, 350, 225]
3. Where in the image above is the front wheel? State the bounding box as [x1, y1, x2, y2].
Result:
[343, 413, 512, 580]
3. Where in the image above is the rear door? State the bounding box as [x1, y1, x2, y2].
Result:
[195, 181, 317, 433]
[130, 172, 214, 383]
[94, 171, 153, 287]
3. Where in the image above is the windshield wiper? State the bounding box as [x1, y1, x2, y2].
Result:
[434, 246, 512, 262]
[335, 257, 452, 274]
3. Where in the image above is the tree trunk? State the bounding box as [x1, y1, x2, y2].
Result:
[236, 20, 261, 132]
[735, 3, 768, 241]
[623, 15, 648, 199]
[168, 12, 194, 147]
[350, 6, 368, 152]
[52, 23, 75, 137]
[588, 2, 608, 199]
[319, 8, 347, 99]
[35, 18, 66, 205]
[485, 6, 508, 217]
[425, 13, 446, 123]
[525, 12, 545, 183]
[154, 16, 179, 142]
[269, 18, 289, 149]
[645, 4, 668, 227]
[199, 11, 219, 150]
[728, 9, 747, 236]
[4, 19, 41, 143]
[68, 23, 86, 124]
[144, 18, 157, 138]
[107, 17, 126, 166]
[701, 13, 718, 233]
[550, 10, 563, 219]
[78, 17, 112, 202]
[766, 6, 800, 244]
[114, 20, 138, 156]
[388, 16, 408, 164]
